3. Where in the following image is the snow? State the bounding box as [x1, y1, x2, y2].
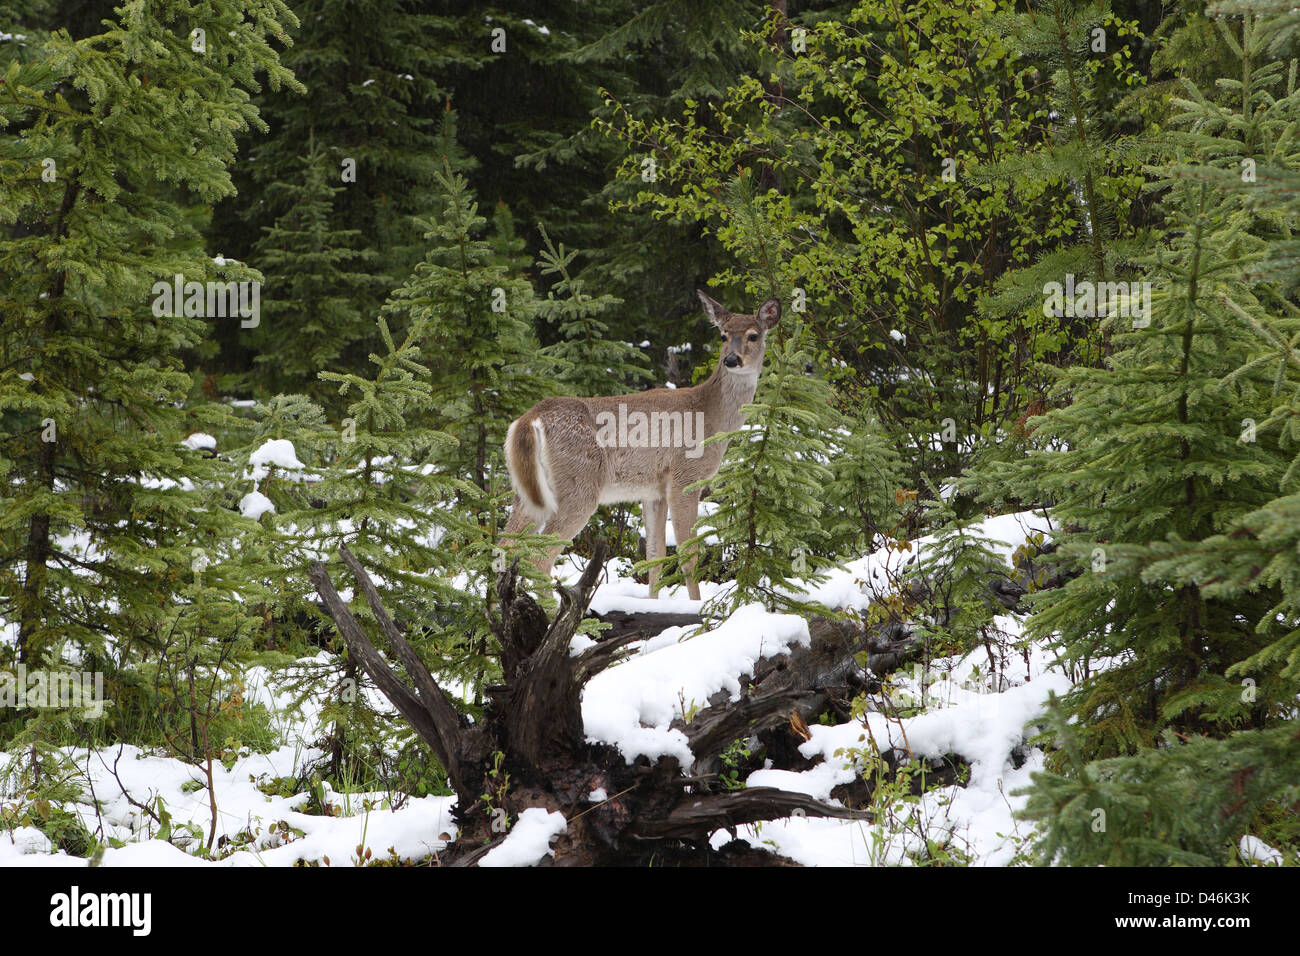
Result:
[183, 432, 217, 451]
[0, 739, 458, 867]
[247, 438, 305, 480]
[0, 826, 52, 860]
[478, 809, 568, 867]
[0, 506, 1078, 867]
[797, 667, 1071, 796]
[1239, 835, 1283, 866]
[736, 640, 1070, 866]
[580, 604, 811, 766]
[239, 491, 275, 520]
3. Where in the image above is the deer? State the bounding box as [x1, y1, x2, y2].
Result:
[501, 290, 781, 600]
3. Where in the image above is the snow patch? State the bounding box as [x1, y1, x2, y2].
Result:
[248, 439, 305, 480]
[478, 808, 568, 867]
[239, 491, 275, 520]
[581, 604, 810, 766]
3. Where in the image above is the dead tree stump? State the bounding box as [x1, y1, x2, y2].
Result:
[310, 542, 882, 866]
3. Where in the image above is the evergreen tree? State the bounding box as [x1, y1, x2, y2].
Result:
[508, 0, 774, 349]
[647, 169, 895, 614]
[904, 489, 1013, 671]
[0, 0, 299, 665]
[977, 0, 1151, 360]
[381, 110, 553, 499]
[536, 223, 652, 397]
[0, 0, 297, 823]
[302, 315, 465, 631]
[300, 314, 473, 780]
[821, 396, 906, 560]
[207, 0, 478, 386]
[246, 137, 384, 411]
[680, 320, 841, 615]
[989, 164, 1284, 760]
[998, 0, 1300, 865]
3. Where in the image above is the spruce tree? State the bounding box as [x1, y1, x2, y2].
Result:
[822, 396, 905, 560]
[206, 0, 478, 386]
[992, 166, 1284, 760]
[0, 0, 297, 816]
[1000, 0, 1300, 865]
[246, 137, 384, 411]
[381, 110, 553, 498]
[296, 314, 473, 780]
[976, 0, 1150, 359]
[536, 223, 651, 398]
[646, 170, 894, 614]
[510, 0, 768, 345]
[303, 315, 465, 631]
[905, 490, 1014, 674]
[373, 110, 561, 697]
[681, 320, 841, 615]
[0, 0, 299, 665]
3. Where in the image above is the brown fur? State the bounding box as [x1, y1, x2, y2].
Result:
[502, 291, 780, 600]
[506, 415, 546, 513]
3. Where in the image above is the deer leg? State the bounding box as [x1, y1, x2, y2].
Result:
[668, 486, 702, 601]
[537, 495, 601, 580]
[502, 494, 539, 536]
[644, 497, 667, 598]
[501, 493, 552, 579]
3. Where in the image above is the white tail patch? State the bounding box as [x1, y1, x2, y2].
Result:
[531, 419, 559, 519]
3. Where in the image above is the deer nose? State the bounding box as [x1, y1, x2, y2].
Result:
[724, 355, 741, 368]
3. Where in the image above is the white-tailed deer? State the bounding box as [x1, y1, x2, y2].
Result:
[502, 290, 781, 600]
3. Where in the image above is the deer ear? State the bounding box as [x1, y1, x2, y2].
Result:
[756, 297, 781, 330]
[697, 289, 728, 329]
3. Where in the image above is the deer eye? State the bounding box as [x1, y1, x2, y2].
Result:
[720, 333, 728, 341]
[747, 331, 759, 342]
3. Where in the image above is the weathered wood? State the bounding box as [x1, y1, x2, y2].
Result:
[625, 787, 866, 841]
[312, 543, 914, 866]
[680, 616, 921, 763]
[592, 610, 705, 640]
[573, 629, 652, 685]
[309, 561, 458, 784]
[503, 540, 608, 767]
[336, 544, 475, 786]
[495, 558, 551, 682]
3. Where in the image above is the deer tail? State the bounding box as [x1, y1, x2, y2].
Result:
[506, 415, 552, 521]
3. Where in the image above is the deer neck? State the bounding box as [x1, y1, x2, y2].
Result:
[698, 361, 760, 434]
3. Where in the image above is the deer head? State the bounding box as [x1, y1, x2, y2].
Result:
[697, 290, 781, 377]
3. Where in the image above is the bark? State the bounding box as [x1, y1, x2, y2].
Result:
[309, 544, 880, 866]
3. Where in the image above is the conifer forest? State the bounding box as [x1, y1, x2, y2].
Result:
[1, 0, 1299, 891]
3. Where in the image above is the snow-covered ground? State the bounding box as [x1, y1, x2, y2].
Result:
[1, 506, 1088, 867]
